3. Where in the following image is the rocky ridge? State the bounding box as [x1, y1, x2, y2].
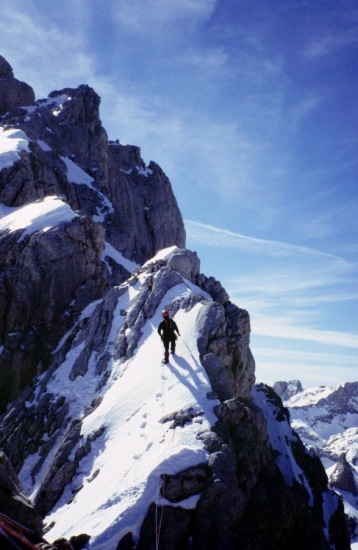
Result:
[0, 58, 351, 549]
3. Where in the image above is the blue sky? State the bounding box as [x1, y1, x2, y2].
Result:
[1, 0, 357, 387]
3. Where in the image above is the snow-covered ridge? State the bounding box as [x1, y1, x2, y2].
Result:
[0, 56, 350, 550]
[0, 127, 30, 169]
[0, 196, 77, 241]
[23, 93, 72, 116]
[18, 258, 219, 547]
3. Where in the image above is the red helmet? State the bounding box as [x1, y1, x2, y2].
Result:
[162, 310, 169, 318]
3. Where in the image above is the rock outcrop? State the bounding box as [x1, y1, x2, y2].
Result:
[329, 453, 358, 495]
[0, 55, 35, 116]
[0, 451, 42, 534]
[0, 211, 107, 410]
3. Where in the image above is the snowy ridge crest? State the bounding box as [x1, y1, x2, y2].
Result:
[0, 58, 351, 549]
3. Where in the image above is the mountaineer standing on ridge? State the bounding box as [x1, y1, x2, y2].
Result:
[158, 310, 180, 363]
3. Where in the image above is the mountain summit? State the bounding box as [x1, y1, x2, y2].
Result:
[0, 58, 351, 549]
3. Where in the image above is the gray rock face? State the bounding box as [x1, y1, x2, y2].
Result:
[283, 382, 358, 544]
[197, 299, 255, 400]
[0, 57, 185, 412]
[167, 247, 200, 280]
[106, 143, 186, 263]
[329, 453, 358, 495]
[0, 214, 108, 411]
[0, 56, 35, 116]
[316, 381, 358, 415]
[0, 451, 43, 534]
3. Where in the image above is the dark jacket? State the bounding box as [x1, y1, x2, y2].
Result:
[158, 318, 180, 340]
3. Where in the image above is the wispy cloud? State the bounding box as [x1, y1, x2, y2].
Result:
[304, 27, 358, 58]
[254, 346, 358, 387]
[110, 0, 217, 33]
[182, 47, 229, 70]
[186, 219, 357, 362]
[253, 319, 358, 349]
[0, 2, 94, 97]
[254, 347, 358, 366]
[185, 219, 350, 263]
[255, 361, 357, 387]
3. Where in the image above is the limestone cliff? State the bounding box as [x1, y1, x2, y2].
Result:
[0, 60, 185, 410]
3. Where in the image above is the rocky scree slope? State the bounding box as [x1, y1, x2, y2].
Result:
[0, 59, 351, 549]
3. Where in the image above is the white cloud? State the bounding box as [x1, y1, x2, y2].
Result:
[304, 27, 358, 58]
[183, 47, 229, 69]
[0, 3, 93, 98]
[290, 94, 323, 131]
[185, 220, 357, 362]
[185, 219, 349, 263]
[255, 360, 357, 388]
[253, 319, 358, 349]
[254, 347, 358, 366]
[111, 0, 217, 29]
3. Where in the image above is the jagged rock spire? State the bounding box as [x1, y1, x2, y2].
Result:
[0, 56, 35, 115]
[0, 55, 14, 78]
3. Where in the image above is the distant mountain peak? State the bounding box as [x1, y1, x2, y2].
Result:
[273, 379, 303, 401]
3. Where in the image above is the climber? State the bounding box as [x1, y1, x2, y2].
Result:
[158, 310, 180, 363]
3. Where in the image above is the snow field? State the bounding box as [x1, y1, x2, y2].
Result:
[0, 127, 30, 169]
[37, 279, 219, 548]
